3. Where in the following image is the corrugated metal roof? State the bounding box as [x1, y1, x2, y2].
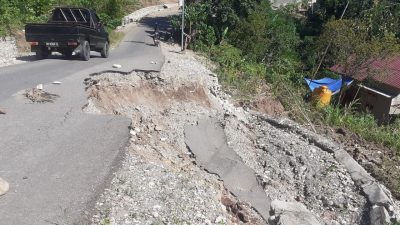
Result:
[330, 56, 400, 91]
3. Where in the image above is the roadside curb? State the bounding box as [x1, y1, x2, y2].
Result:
[254, 112, 400, 224]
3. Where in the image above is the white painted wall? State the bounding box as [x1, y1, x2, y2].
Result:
[390, 94, 400, 114]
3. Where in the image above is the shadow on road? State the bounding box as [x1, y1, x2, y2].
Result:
[139, 14, 179, 45]
[15, 55, 36, 62]
[124, 41, 146, 44]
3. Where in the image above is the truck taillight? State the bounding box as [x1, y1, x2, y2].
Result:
[68, 42, 78, 46]
[30, 42, 39, 46]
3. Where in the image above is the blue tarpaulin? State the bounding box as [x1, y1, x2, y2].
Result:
[304, 77, 353, 95]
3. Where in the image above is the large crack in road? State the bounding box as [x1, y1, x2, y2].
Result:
[0, 7, 172, 224]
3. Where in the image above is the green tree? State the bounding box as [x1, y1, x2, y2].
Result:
[0, 0, 139, 36]
[314, 19, 400, 77]
[0, 0, 20, 36]
[229, 0, 301, 82]
[361, 0, 400, 38]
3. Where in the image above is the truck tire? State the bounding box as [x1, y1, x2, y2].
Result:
[64, 50, 73, 59]
[81, 41, 90, 61]
[36, 48, 49, 60]
[101, 41, 109, 58]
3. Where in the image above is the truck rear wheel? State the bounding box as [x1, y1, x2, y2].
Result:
[64, 50, 73, 59]
[101, 41, 109, 58]
[36, 48, 49, 60]
[81, 41, 90, 61]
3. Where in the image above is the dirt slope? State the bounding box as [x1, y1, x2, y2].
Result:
[85, 37, 400, 224]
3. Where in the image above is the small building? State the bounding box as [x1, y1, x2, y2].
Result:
[331, 57, 400, 123]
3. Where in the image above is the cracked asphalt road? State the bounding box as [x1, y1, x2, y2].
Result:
[0, 13, 166, 225]
[185, 118, 272, 221]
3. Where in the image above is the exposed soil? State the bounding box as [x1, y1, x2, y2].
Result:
[13, 30, 30, 54]
[86, 63, 265, 224]
[25, 88, 60, 103]
[235, 93, 286, 118]
[86, 77, 211, 113]
[84, 41, 400, 225]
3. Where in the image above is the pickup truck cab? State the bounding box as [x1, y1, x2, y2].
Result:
[25, 7, 109, 61]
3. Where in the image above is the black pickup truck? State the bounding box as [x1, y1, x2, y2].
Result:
[25, 7, 109, 61]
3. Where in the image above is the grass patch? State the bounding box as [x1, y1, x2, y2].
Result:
[202, 41, 400, 154]
[109, 30, 126, 48]
[205, 43, 266, 98]
[322, 104, 400, 152]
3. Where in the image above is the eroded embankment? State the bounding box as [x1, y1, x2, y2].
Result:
[84, 43, 400, 225]
[84, 69, 266, 225]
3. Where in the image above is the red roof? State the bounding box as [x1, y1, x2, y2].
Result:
[330, 56, 400, 91]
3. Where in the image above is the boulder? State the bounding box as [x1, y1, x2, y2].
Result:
[0, 177, 9, 196]
[271, 200, 309, 214]
[370, 205, 391, 225]
[270, 200, 323, 225]
[278, 211, 323, 225]
[362, 183, 391, 205]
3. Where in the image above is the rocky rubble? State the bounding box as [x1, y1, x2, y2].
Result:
[0, 37, 24, 68]
[88, 43, 265, 224]
[24, 87, 60, 103]
[87, 41, 400, 225]
[269, 200, 323, 225]
[92, 155, 226, 225]
[260, 116, 400, 224]
[237, 116, 368, 224]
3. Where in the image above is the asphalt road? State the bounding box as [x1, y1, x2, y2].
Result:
[0, 13, 166, 225]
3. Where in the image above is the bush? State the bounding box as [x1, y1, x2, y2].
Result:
[323, 104, 400, 151]
[210, 43, 242, 69]
[207, 43, 266, 96]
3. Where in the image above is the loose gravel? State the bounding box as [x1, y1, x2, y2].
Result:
[86, 39, 400, 224]
[92, 155, 226, 225]
[224, 115, 369, 224]
[0, 37, 30, 68]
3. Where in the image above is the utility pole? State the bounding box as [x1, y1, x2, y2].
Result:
[311, 0, 350, 79]
[179, 0, 185, 51]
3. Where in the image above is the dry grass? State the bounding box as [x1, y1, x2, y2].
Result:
[109, 30, 126, 48]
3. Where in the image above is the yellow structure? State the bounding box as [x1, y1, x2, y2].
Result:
[312, 85, 332, 107]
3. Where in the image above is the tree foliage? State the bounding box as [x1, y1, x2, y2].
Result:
[315, 19, 399, 77]
[174, 0, 400, 96]
[0, 0, 139, 36]
[178, 0, 302, 85]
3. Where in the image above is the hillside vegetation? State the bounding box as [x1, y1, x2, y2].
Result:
[171, 0, 400, 200]
[172, 0, 400, 148]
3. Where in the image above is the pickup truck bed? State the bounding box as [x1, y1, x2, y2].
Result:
[25, 7, 109, 61]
